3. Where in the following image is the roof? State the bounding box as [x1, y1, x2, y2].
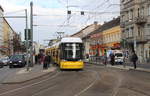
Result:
[89, 17, 120, 36]
[71, 25, 91, 37]
[61, 37, 82, 43]
[3, 18, 16, 33]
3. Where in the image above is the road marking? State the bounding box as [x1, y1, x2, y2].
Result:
[42, 67, 56, 73]
[16, 68, 32, 74]
[74, 70, 100, 96]
[31, 85, 57, 96]
[0, 71, 60, 96]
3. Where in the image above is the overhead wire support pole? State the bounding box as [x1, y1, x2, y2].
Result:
[30, 1, 34, 67]
[25, 9, 30, 71]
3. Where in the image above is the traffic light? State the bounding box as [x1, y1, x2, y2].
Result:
[25, 29, 31, 40]
[67, 10, 71, 14]
[81, 11, 84, 15]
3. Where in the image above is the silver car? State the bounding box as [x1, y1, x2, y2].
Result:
[0, 57, 10, 66]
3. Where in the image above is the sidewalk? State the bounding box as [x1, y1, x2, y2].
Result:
[2, 64, 56, 84]
[86, 61, 150, 73]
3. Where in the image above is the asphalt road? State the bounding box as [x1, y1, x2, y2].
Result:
[0, 66, 21, 84]
[0, 64, 150, 96]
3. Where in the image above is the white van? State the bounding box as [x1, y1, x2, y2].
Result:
[114, 51, 124, 64]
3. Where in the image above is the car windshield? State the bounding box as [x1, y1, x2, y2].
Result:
[10, 55, 23, 60]
[115, 53, 123, 57]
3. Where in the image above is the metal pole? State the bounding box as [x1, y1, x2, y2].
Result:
[25, 9, 29, 71]
[134, 36, 136, 52]
[30, 2, 33, 67]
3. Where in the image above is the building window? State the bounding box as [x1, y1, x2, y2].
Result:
[148, 5, 150, 16]
[138, 27, 142, 36]
[141, 7, 144, 16]
[129, 9, 133, 20]
[127, 11, 129, 21]
[145, 24, 150, 36]
[126, 29, 129, 38]
[138, 8, 140, 17]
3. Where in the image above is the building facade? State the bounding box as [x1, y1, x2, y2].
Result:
[71, 22, 101, 56]
[120, 0, 150, 62]
[3, 18, 14, 55]
[0, 6, 4, 57]
[89, 17, 121, 56]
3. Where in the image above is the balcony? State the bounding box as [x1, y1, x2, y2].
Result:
[136, 36, 147, 43]
[126, 36, 148, 44]
[134, 16, 147, 25]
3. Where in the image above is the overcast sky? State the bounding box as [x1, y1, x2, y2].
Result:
[0, 0, 120, 45]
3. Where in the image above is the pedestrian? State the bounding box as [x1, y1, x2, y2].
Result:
[43, 54, 51, 69]
[110, 53, 115, 66]
[47, 53, 51, 68]
[37, 53, 41, 64]
[35, 55, 38, 64]
[102, 53, 107, 66]
[131, 51, 138, 69]
[40, 53, 45, 65]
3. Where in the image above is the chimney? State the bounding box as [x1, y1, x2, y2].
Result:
[94, 21, 98, 25]
[94, 21, 99, 29]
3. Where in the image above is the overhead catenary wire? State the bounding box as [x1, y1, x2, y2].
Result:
[84, 1, 120, 25]
[5, 9, 26, 15]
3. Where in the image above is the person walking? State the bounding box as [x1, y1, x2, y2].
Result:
[131, 51, 138, 69]
[110, 53, 115, 66]
[102, 53, 107, 66]
[47, 53, 51, 68]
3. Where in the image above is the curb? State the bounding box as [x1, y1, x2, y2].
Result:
[85, 62, 150, 73]
[2, 68, 57, 84]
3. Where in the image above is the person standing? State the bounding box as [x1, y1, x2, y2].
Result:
[110, 53, 115, 66]
[131, 51, 138, 69]
[43, 54, 51, 69]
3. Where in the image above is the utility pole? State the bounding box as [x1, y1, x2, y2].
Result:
[25, 9, 30, 71]
[30, 2, 34, 66]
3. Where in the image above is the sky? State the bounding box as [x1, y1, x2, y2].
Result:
[0, 0, 120, 45]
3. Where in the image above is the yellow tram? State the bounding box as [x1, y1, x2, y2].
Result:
[45, 37, 84, 69]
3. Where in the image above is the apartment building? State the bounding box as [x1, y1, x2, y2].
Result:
[88, 17, 121, 56]
[3, 18, 14, 55]
[120, 0, 150, 62]
[0, 6, 4, 57]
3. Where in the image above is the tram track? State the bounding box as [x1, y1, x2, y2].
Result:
[0, 71, 60, 96]
[74, 69, 101, 96]
[29, 69, 97, 96]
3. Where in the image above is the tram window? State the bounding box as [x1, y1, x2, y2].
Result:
[61, 43, 83, 60]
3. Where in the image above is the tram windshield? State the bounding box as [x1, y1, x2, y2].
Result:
[62, 43, 83, 61]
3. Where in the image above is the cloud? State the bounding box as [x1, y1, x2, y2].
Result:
[0, 0, 120, 44]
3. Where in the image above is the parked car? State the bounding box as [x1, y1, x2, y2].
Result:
[0, 57, 10, 66]
[0, 60, 4, 68]
[9, 54, 26, 68]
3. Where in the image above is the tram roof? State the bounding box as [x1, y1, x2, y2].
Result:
[61, 37, 82, 43]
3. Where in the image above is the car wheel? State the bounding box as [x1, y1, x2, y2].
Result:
[9, 65, 13, 68]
